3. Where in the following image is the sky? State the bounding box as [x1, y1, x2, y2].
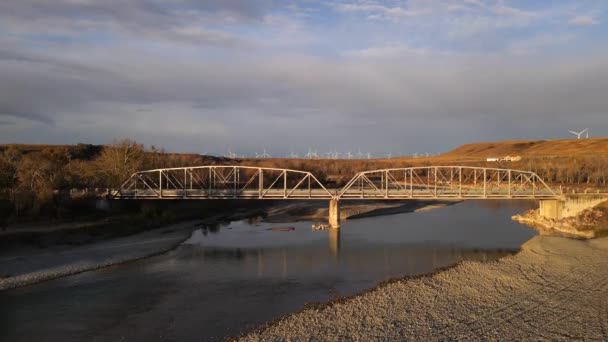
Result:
[0, 0, 607, 156]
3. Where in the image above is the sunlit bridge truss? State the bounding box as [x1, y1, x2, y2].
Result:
[113, 166, 559, 200]
[113, 166, 334, 199]
[337, 166, 558, 200]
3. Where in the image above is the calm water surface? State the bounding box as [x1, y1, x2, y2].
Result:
[0, 201, 536, 341]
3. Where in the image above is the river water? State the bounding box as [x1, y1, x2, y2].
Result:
[0, 201, 536, 341]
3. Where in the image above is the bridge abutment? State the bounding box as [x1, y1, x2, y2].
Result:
[329, 199, 340, 228]
[539, 195, 607, 219]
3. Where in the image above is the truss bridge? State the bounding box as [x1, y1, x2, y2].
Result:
[112, 165, 560, 228]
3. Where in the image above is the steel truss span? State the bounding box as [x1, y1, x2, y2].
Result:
[338, 166, 557, 200]
[113, 165, 559, 200]
[113, 166, 333, 199]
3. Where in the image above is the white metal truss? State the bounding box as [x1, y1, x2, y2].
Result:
[113, 165, 559, 200]
[112, 166, 333, 199]
[337, 166, 558, 200]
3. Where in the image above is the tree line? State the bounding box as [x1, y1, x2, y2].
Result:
[1, 139, 607, 221]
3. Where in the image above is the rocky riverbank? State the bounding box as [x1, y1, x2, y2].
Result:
[0, 206, 266, 291]
[512, 200, 608, 239]
[239, 235, 608, 341]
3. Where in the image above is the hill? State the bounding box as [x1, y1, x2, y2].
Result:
[441, 138, 608, 160]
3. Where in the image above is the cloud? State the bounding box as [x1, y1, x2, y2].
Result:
[0, 110, 54, 125]
[568, 15, 597, 26]
[506, 34, 574, 56]
[334, 2, 423, 20]
[0, 0, 267, 48]
[0, 0, 607, 153]
[341, 45, 434, 59]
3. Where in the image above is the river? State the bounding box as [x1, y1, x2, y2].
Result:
[0, 200, 536, 341]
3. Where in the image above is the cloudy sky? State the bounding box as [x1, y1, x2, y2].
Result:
[1, 0, 607, 155]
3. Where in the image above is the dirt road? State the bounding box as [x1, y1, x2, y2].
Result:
[241, 236, 608, 341]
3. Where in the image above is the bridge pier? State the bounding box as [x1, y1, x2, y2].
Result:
[329, 199, 340, 228]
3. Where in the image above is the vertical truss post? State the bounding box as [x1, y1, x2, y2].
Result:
[434, 167, 437, 197]
[234, 167, 237, 198]
[183, 169, 187, 198]
[189, 169, 192, 190]
[410, 169, 413, 197]
[159, 170, 163, 198]
[283, 171, 287, 198]
[308, 175, 311, 198]
[474, 169, 477, 187]
[459, 167, 462, 198]
[359, 176, 363, 199]
[508, 170, 512, 198]
[258, 168, 263, 198]
[209, 167, 212, 196]
[385, 170, 389, 198]
[483, 168, 487, 198]
[404, 169, 407, 196]
[532, 175, 536, 197]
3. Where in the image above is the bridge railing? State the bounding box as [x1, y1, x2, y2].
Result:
[112, 166, 334, 199]
[338, 166, 558, 199]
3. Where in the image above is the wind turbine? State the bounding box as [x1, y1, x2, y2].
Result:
[289, 151, 299, 158]
[356, 149, 364, 159]
[255, 149, 271, 158]
[346, 151, 353, 159]
[568, 128, 588, 139]
[305, 148, 316, 159]
[224, 150, 237, 159]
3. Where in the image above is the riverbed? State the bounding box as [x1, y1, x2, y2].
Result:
[0, 200, 536, 341]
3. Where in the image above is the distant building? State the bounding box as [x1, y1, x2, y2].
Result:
[487, 155, 522, 162]
[503, 155, 522, 162]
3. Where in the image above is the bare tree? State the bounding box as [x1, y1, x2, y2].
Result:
[94, 139, 145, 187]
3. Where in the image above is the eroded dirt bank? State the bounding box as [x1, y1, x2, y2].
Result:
[513, 200, 608, 239]
[240, 236, 608, 341]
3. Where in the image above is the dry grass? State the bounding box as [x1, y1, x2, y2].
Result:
[441, 137, 608, 159]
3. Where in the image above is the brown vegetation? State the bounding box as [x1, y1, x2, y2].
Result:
[1, 138, 607, 223]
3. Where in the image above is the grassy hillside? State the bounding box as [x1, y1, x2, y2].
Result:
[441, 138, 608, 160]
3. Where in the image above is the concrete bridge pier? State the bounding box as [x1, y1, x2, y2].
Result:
[329, 199, 340, 228]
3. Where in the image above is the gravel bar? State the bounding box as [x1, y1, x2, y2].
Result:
[240, 236, 608, 341]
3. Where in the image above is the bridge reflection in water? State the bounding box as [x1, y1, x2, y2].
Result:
[181, 213, 523, 281]
[329, 228, 340, 257]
